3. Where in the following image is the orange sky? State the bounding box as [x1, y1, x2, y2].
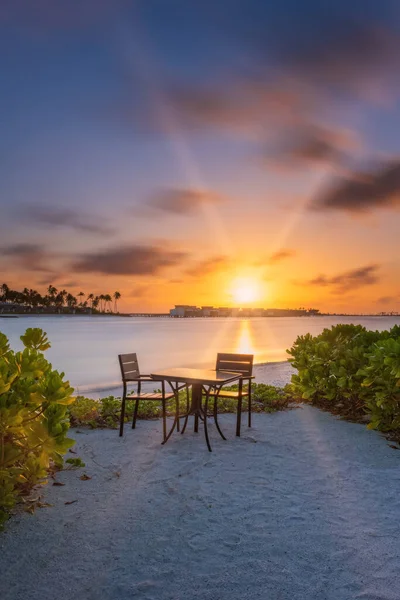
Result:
[1, 2, 400, 313]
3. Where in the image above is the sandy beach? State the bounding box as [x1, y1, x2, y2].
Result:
[2, 362, 400, 600]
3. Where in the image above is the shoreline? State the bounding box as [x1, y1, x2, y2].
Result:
[2, 313, 400, 318]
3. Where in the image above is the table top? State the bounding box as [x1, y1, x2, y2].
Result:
[150, 368, 240, 386]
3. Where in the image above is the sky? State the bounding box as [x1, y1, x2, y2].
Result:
[1, 0, 400, 313]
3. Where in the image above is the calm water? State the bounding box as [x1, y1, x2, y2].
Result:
[1, 315, 399, 394]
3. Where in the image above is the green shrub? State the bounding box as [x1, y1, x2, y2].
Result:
[288, 325, 383, 406]
[287, 324, 400, 431]
[360, 338, 400, 431]
[216, 383, 294, 413]
[0, 328, 75, 528]
[69, 383, 294, 429]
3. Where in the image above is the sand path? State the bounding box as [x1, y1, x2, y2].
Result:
[2, 403, 400, 600]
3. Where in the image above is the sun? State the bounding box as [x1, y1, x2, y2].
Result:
[231, 276, 262, 305]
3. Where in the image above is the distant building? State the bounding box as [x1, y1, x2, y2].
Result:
[169, 304, 321, 318]
[170, 305, 198, 317]
[217, 307, 232, 317]
[201, 306, 216, 317]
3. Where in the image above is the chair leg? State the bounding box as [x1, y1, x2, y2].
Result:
[176, 391, 180, 432]
[248, 386, 252, 428]
[132, 399, 139, 429]
[181, 386, 190, 434]
[119, 394, 126, 437]
[162, 398, 167, 443]
[236, 396, 242, 437]
[203, 392, 212, 452]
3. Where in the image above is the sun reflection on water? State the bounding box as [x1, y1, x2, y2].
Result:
[235, 319, 257, 357]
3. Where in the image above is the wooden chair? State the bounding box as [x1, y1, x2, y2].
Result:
[208, 353, 254, 437]
[118, 353, 175, 441]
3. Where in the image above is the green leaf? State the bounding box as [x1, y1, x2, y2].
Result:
[20, 328, 51, 352]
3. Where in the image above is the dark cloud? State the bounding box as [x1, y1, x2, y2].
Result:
[268, 249, 296, 264]
[1, 243, 52, 272]
[72, 244, 187, 276]
[313, 161, 400, 213]
[186, 256, 228, 277]
[261, 126, 358, 168]
[57, 281, 82, 288]
[170, 83, 303, 134]
[147, 188, 223, 214]
[166, 16, 400, 135]
[23, 205, 113, 235]
[93, 0, 400, 194]
[377, 295, 399, 305]
[273, 20, 400, 98]
[307, 264, 380, 293]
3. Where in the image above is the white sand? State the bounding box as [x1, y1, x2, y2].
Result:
[254, 361, 295, 387]
[2, 364, 400, 600]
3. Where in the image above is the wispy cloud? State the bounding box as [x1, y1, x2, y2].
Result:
[72, 243, 187, 276]
[272, 19, 400, 99]
[306, 264, 380, 293]
[261, 125, 359, 169]
[312, 161, 400, 213]
[185, 256, 229, 277]
[23, 205, 114, 235]
[268, 249, 296, 264]
[1, 243, 52, 272]
[146, 188, 224, 215]
[377, 295, 399, 305]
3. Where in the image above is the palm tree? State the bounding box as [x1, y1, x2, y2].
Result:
[113, 291, 121, 313]
[22, 288, 30, 307]
[86, 293, 94, 308]
[47, 285, 58, 307]
[92, 296, 100, 312]
[77, 292, 85, 307]
[66, 293, 77, 310]
[1, 283, 9, 302]
[99, 294, 106, 312]
[104, 294, 112, 312]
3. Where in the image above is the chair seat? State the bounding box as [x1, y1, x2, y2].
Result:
[208, 389, 246, 398]
[126, 392, 175, 400]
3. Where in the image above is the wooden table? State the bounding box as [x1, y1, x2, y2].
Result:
[150, 368, 240, 452]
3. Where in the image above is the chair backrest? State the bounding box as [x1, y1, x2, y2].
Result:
[216, 353, 254, 376]
[118, 353, 140, 382]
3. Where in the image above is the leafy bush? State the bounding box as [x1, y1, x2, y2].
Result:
[0, 328, 75, 528]
[69, 383, 295, 429]
[215, 383, 294, 414]
[288, 325, 383, 406]
[287, 324, 400, 430]
[360, 338, 400, 431]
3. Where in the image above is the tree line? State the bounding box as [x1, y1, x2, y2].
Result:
[0, 283, 122, 314]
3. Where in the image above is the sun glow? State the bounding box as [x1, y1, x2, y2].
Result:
[231, 276, 262, 305]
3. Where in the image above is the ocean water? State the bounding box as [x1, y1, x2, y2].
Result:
[1, 315, 399, 394]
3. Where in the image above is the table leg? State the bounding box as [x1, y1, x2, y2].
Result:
[203, 389, 212, 452]
[191, 383, 202, 433]
[180, 385, 190, 434]
[161, 382, 180, 445]
[190, 383, 212, 451]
